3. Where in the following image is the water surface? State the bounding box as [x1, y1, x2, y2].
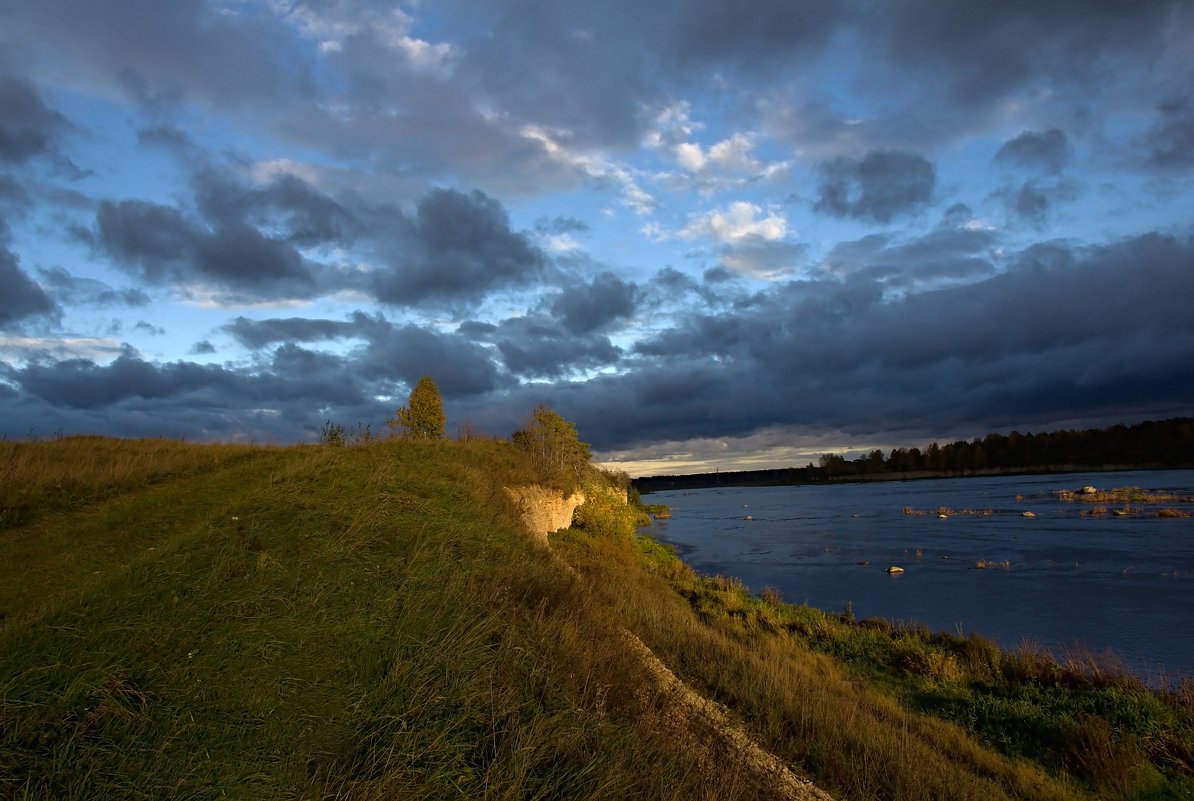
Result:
[646, 470, 1194, 680]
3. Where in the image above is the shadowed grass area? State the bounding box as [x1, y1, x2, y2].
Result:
[4, 436, 1192, 800]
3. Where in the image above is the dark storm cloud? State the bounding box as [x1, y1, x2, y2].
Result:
[221, 316, 360, 350]
[755, 2, 1194, 155]
[95, 155, 554, 307]
[995, 129, 1070, 174]
[822, 225, 997, 289]
[550, 272, 638, 334]
[2, 348, 372, 441]
[37, 266, 150, 308]
[95, 199, 317, 299]
[221, 312, 500, 396]
[815, 151, 935, 224]
[2, 0, 1191, 457]
[862, 1, 1186, 110]
[463, 314, 621, 379]
[15, 352, 244, 409]
[2, 0, 307, 112]
[136, 124, 195, 153]
[703, 267, 735, 284]
[6, 0, 1191, 202]
[193, 168, 361, 248]
[667, 0, 844, 72]
[0, 174, 30, 211]
[5, 231, 1190, 451]
[993, 179, 1080, 225]
[0, 245, 58, 327]
[0, 74, 68, 164]
[1012, 183, 1049, 223]
[190, 340, 216, 355]
[95, 200, 193, 268]
[357, 322, 505, 397]
[639, 266, 737, 310]
[450, 0, 847, 149]
[1144, 98, 1194, 171]
[452, 3, 657, 148]
[371, 188, 546, 307]
[564, 230, 1194, 451]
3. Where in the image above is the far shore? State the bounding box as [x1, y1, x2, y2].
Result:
[634, 462, 1191, 494]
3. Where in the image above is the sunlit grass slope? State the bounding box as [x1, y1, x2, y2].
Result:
[2, 436, 1191, 800]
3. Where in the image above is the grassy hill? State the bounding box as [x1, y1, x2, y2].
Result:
[2, 436, 1192, 800]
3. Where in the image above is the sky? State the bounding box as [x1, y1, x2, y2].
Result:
[1, 0, 1193, 475]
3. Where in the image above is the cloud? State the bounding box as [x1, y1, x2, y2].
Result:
[480, 315, 622, 379]
[193, 168, 362, 249]
[551, 272, 638, 334]
[995, 129, 1070, 174]
[1, 321, 507, 441]
[221, 311, 501, 396]
[665, 0, 846, 74]
[371, 188, 547, 307]
[356, 322, 505, 397]
[669, 132, 789, 192]
[221, 315, 361, 350]
[717, 239, 806, 281]
[3, 0, 308, 113]
[283, 1, 455, 73]
[860, 1, 1186, 112]
[676, 203, 802, 278]
[0, 74, 69, 164]
[821, 225, 997, 290]
[535, 216, 590, 236]
[993, 179, 1080, 225]
[1143, 98, 1194, 171]
[0, 245, 59, 328]
[815, 151, 935, 223]
[681, 201, 788, 244]
[95, 199, 318, 300]
[575, 230, 1194, 453]
[14, 352, 249, 409]
[36, 266, 150, 307]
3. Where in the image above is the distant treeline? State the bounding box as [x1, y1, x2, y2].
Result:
[633, 417, 1194, 493]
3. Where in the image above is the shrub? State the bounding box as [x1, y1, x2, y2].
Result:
[319, 420, 346, 446]
[572, 472, 647, 539]
[512, 405, 591, 490]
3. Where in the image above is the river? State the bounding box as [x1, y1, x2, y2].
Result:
[644, 469, 1194, 681]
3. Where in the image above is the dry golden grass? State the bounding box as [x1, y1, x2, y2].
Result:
[553, 530, 1094, 801]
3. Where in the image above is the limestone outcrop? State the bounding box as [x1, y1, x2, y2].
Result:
[505, 486, 585, 544]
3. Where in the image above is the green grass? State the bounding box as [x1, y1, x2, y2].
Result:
[0, 440, 707, 799]
[3, 436, 1192, 800]
[555, 525, 1194, 800]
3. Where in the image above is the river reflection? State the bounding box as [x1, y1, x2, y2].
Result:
[645, 470, 1194, 680]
